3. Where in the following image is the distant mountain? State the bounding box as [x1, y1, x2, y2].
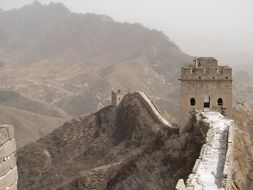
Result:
[0, 105, 65, 149]
[233, 64, 253, 108]
[0, 90, 69, 148]
[0, 90, 68, 118]
[0, 1, 192, 120]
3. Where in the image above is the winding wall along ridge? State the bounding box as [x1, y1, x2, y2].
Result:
[134, 92, 176, 129]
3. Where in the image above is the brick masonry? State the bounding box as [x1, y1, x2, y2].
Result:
[0, 125, 18, 190]
[179, 57, 232, 126]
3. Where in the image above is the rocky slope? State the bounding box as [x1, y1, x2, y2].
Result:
[17, 93, 206, 190]
[231, 107, 253, 189]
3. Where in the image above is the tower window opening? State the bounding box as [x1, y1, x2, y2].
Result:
[217, 98, 223, 106]
[204, 96, 210, 108]
[226, 76, 228, 79]
[199, 76, 201, 79]
[190, 98, 196, 106]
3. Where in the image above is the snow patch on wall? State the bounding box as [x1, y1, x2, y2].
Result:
[176, 112, 234, 190]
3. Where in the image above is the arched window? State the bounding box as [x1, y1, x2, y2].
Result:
[190, 98, 196, 106]
[217, 98, 223, 106]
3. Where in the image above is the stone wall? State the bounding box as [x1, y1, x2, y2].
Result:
[134, 92, 175, 129]
[176, 112, 234, 190]
[222, 121, 234, 190]
[0, 124, 18, 190]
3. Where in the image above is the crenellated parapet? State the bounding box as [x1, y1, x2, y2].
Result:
[180, 58, 232, 81]
[0, 125, 18, 190]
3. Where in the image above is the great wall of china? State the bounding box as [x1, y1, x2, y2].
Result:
[176, 112, 234, 190]
[0, 125, 18, 190]
[113, 90, 236, 190]
[10, 57, 236, 189]
[0, 89, 237, 190]
[134, 91, 175, 129]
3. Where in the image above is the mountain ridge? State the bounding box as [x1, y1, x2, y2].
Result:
[0, 1, 192, 119]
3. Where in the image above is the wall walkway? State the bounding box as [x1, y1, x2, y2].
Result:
[134, 92, 176, 129]
[176, 112, 234, 190]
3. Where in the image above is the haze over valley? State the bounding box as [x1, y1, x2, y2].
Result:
[0, 1, 252, 148]
[0, 1, 252, 190]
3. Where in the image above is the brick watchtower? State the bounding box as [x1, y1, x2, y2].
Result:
[179, 57, 232, 126]
[111, 89, 126, 106]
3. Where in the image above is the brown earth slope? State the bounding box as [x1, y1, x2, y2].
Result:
[17, 93, 206, 190]
[0, 90, 69, 118]
[0, 90, 70, 148]
[0, 105, 66, 149]
[230, 107, 253, 189]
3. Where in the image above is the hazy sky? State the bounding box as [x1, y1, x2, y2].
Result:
[0, 0, 253, 63]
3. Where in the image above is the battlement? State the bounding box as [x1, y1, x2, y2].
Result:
[179, 57, 233, 126]
[180, 58, 232, 81]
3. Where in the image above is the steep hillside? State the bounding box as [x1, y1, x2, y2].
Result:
[0, 1, 192, 118]
[0, 90, 70, 148]
[17, 93, 205, 190]
[0, 90, 69, 118]
[231, 107, 253, 189]
[0, 105, 65, 149]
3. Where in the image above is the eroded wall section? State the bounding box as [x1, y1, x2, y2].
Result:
[0, 125, 18, 190]
[176, 112, 234, 190]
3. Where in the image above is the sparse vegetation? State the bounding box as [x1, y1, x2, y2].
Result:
[17, 93, 204, 190]
[0, 90, 19, 102]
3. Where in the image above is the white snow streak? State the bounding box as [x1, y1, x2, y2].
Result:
[193, 112, 233, 190]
